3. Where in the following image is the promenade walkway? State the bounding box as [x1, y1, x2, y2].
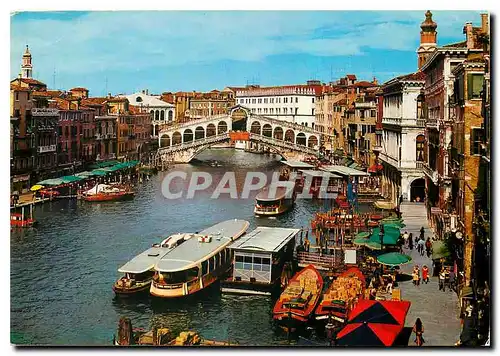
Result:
[398, 202, 461, 346]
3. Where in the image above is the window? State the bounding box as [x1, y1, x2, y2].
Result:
[270, 98, 274, 104]
[416, 134, 425, 161]
[277, 98, 280, 104]
[295, 97, 298, 103]
[468, 74, 484, 99]
[15, 92, 19, 101]
[312, 109, 315, 116]
[295, 108, 298, 115]
[284, 108, 288, 114]
[312, 98, 315, 103]
[360, 110, 365, 119]
[270, 108, 274, 114]
[258, 98, 262, 104]
[264, 98, 268, 104]
[284, 98, 288, 104]
[471, 128, 484, 155]
[371, 110, 376, 117]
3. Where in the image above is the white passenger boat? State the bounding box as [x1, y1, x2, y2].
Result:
[254, 181, 296, 216]
[149, 219, 250, 298]
[113, 234, 191, 295]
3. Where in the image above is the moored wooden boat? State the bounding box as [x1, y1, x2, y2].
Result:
[273, 265, 323, 328]
[10, 213, 36, 228]
[82, 183, 135, 202]
[315, 267, 365, 325]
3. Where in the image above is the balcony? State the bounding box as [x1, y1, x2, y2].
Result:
[32, 108, 59, 117]
[37, 144, 56, 153]
[426, 119, 439, 129]
[422, 162, 438, 184]
[382, 117, 426, 128]
[372, 145, 383, 152]
[379, 151, 399, 168]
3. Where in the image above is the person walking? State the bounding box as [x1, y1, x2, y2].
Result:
[418, 238, 425, 256]
[420, 226, 425, 240]
[413, 318, 425, 346]
[408, 233, 414, 251]
[422, 265, 429, 284]
[439, 268, 446, 291]
[425, 237, 432, 258]
[403, 231, 409, 247]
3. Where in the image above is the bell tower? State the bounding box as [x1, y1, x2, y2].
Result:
[417, 10, 438, 69]
[21, 45, 33, 79]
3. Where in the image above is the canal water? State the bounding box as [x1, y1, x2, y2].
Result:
[11, 150, 332, 346]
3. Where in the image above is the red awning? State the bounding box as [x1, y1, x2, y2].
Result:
[368, 163, 383, 173]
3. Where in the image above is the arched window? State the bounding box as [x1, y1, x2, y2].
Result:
[160, 110, 165, 120]
[417, 94, 425, 119]
[136, 96, 143, 103]
[155, 110, 160, 120]
[168, 110, 173, 121]
[416, 135, 425, 161]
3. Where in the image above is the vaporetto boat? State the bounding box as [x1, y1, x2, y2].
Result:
[147, 219, 250, 298]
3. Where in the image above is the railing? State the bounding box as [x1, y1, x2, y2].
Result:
[252, 113, 329, 136]
[422, 163, 438, 183]
[158, 133, 231, 154]
[382, 117, 426, 128]
[249, 133, 318, 155]
[159, 114, 229, 134]
[416, 161, 425, 169]
[378, 151, 399, 168]
[426, 119, 439, 128]
[37, 144, 56, 153]
[32, 108, 59, 116]
[295, 251, 344, 269]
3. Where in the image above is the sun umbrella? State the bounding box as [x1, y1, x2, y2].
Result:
[30, 184, 44, 191]
[376, 252, 412, 266]
[36, 178, 64, 186]
[60, 175, 84, 183]
[355, 232, 370, 239]
[384, 222, 406, 229]
[353, 237, 369, 246]
[336, 300, 411, 346]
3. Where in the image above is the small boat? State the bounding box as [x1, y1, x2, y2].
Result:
[273, 265, 323, 329]
[82, 183, 135, 202]
[254, 181, 296, 216]
[315, 267, 366, 325]
[114, 234, 198, 296]
[10, 212, 36, 228]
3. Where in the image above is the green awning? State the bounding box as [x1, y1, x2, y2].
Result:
[60, 175, 84, 183]
[88, 160, 120, 169]
[369, 226, 400, 245]
[36, 178, 64, 186]
[377, 252, 412, 266]
[355, 232, 370, 239]
[75, 171, 94, 178]
[91, 169, 108, 176]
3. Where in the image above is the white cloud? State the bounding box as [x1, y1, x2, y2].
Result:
[11, 11, 482, 79]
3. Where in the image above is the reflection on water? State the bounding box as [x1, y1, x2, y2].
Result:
[11, 149, 332, 346]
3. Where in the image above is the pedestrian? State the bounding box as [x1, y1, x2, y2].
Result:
[412, 270, 419, 286]
[413, 318, 425, 346]
[386, 275, 394, 294]
[418, 238, 425, 256]
[439, 268, 446, 291]
[408, 233, 414, 250]
[422, 265, 429, 284]
[414, 233, 419, 248]
[425, 237, 432, 258]
[304, 238, 310, 253]
[403, 231, 409, 247]
[420, 226, 425, 238]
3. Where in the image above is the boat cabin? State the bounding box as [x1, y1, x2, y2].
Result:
[254, 181, 296, 216]
[279, 160, 315, 181]
[320, 165, 370, 196]
[298, 170, 342, 198]
[222, 227, 301, 295]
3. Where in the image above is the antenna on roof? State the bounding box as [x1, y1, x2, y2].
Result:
[52, 67, 56, 89]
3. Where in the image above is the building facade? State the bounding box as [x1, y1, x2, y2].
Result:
[235, 81, 323, 127]
[379, 72, 426, 206]
[122, 90, 175, 137]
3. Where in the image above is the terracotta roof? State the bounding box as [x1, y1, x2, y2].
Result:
[82, 97, 107, 106]
[70, 87, 88, 92]
[11, 78, 46, 86]
[10, 84, 30, 92]
[108, 97, 128, 103]
[129, 105, 142, 114]
[225, 86, 247, 91]
[353, 81, 378, 88]
[32, 91, 52, 97]
[346, 74, 357, 80]
[442, 40, 467, 48]
[399, 71, 426, 82]
[46, 90, 64, 98]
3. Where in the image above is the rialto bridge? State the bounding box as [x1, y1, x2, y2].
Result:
[156, 106, 329, 163]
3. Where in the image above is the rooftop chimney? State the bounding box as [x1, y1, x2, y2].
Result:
[107, 92, 112, 99]
[481, 13, 489, 34]
[464, 22, 474, 49]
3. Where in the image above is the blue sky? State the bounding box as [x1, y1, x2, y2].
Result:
[10, 11, 482, 96]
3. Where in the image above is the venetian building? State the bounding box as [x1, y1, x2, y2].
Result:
[417, 10, 438, 69]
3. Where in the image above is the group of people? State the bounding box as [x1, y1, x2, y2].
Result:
[412, 265, 430, 286]
[438, 266, 455, 292]
[402, 227, 433, 257]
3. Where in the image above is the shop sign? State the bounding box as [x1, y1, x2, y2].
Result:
[12, 174, 30, 183]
